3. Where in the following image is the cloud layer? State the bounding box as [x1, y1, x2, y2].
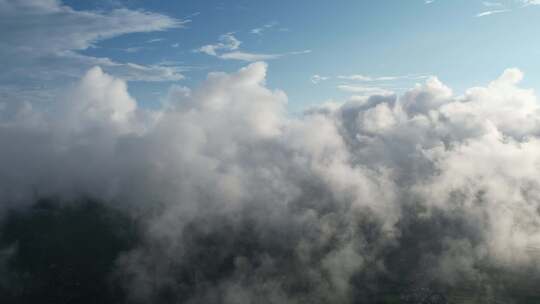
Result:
[2, 62, 540, 302]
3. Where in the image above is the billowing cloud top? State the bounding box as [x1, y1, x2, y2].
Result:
[2, 60, 540, 302]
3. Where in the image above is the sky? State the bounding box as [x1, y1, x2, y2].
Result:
[1, 0, 540, 113]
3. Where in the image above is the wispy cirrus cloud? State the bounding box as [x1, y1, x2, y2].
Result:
[483, 1, 504, 7]
[0, 0, 185, 55]
[218, 50, 311, 62]
[522, 0, 540, 6]
[475, 0, 540, 17]
[476, 9, 510, 17]
[315, 72, 430, 98]
[250, 21, 289, 35]
[197, 33, 310, 62]
[311, 74, 329, 84]
[146, 38, 165, 43]
[251, 21, 278, 35]
[197, 33, 242, 56]
[0, 0, 187, 103]
[309, 73, 429, 84]
[476, 0, 511, 17]
[338, 74, 428, 82]
[219, 51, 282, 61]
[425, 0, 538, 16]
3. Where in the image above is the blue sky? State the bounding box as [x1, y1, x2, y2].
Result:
[2, 0, 540, 112]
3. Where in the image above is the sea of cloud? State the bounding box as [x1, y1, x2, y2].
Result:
[1, 62, 540, 303]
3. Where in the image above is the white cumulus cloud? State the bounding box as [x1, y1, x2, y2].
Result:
[2, 62, 540, 302]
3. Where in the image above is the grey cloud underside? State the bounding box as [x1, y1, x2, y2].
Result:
[2, 63, 540, 303]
